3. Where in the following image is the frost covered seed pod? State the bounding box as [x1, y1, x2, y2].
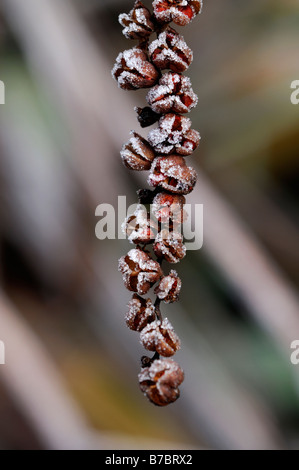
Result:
[148, 114, 200, 156]
[118, 248, 163, 295]
[153, 229, 186, 263]
[152, 192, 187, 225]
[139, 358, 184, 406]
[126, 294, 156, 331]
[122, 205, 157, 244]
[112, 48, 159, 90]
[148, 155, 197, 195]
[140, 318, 181, 356]
[153, 0, 202, 26]
[119, 1, 154, 40]
[149, 27, 193, 73]
[155, 270, 182, 303]
[147, 72, 198, 114]
[121, 131, 155, 171]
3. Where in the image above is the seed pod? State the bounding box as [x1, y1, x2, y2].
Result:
[148, 114, 200, 156]
[149, 27, 193, 73]
[139, 358, 184, 406]
[147, 72, 198, 114]
[119, 1, 154, 40]
[140, 318, 181, 357]
[118, 248, 163, 295]
[112, 48, 159, 90]
[155, 270, 182, 303]
[152, 192, 187, 225]
[126, 294, 156, 331]
[122, 205, 157, 244]
[153, 0, 202, 26]
[148, 155, 197, 195]
[153, 229, 186, 264]
[121, 131, 155, 171]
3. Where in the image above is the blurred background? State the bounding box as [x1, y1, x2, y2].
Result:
[0, 0, 299, 450]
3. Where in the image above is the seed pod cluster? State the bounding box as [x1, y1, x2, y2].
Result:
[112, 0, 203, 406]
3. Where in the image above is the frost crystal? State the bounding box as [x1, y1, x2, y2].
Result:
[148, 155, 197, 195]
[112, 48, 159, 90]
[140, 318, 181, 356]
[154, 270, 182, 303]
[153, 0, 203, 26]
[119, 1, 154, 40]
[153, 229, 186, 264]
[149, 27, 193, 73]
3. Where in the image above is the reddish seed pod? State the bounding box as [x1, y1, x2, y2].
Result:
[155, 270, 182, 303]
[119, 1, 154, 40]
[149, 27, 193, 73]
[140, 318, 181, 357]
[153, 229, 186, 264]
[148, 114, 200, 156]
[118, 248, 163, 295]
[112, 48, 159, 90]
[148, 155, 197, 195]
[121, 131, 155, 171]
[122, 205, 157, 244]
[125, 294, 156, 331]
[152, 192, 187, 225]
[139, 358, 184, 406]
[153, 0, 203, 26]
[147, 72, 198, 115]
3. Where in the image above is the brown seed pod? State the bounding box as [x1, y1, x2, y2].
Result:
[152, 192, 187, 225]
[148, 114, 200, 156]
[121, 131, 155, 171]
[118, 248, 163, 295]
[122, 205, 157, 244]
[153, 0, 202, 26]
[154, 270, 182, 303]
[112, 48, 159, 90]
[125, 294, 156, 331]
[140, 318, 181, 357]
[153, 229, 186, 264]
[148, 155, 197, 195]
[139, 358, 184, 406]
[148, 27, 193, 73]
[147, 72, 198, 114]
[119, 1, 154, 40]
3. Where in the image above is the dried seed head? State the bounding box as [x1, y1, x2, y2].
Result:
[153, 0, 202, 26]
[118, 248, 163, 295]
[148, 155, 197, 195]
[135, 106, 161, 128]
[153, 229, 186, 263]
[149, 27, 193, 73]
[140, 318, 181, 356]
[126, 294, 156, 331]
[148, 114, 200, 156]
[152, 192, 187, 225]
[122, 205, 157, 244]
[112, 48, 159, 90]
[155, 270, 182, 303]
[147, 72, 198, 114]
[119, 1, 154, 40]
[139, 358, 184, 406]
[121, 131, 155, 171]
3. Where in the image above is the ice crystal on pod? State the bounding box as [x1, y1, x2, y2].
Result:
[118, 248, 163, 295]
[148, 155, 197, 195]
[155, 270, 182, 303]
[121, 131, 155, 171]
[147, 72, 198, 114]
[149, 27, 193, 73]
[153, 0, 203, 26]
[148, 114, 200, 156]
[126, 294, 156, 331]
[140, 318, 181, 357]
[152, 192, 187, 225]
[112, 48, 159, 90]
[153, 229, 186, 263]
